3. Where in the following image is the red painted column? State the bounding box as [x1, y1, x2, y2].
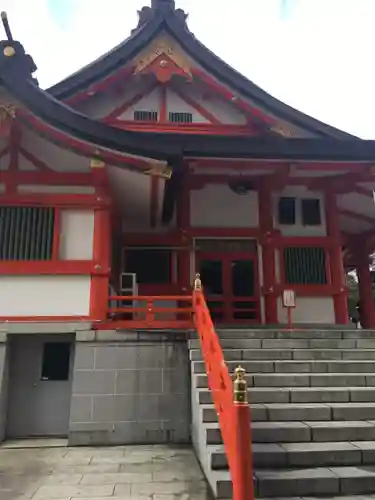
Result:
[89, 163, 111, 321]
[354, 242, 375, 328]
[258, 184, 278, 324]
[325, 190, 348, 324]
[177, 175, 191, 294]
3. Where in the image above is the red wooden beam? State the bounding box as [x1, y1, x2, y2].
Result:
[0, 170, 95, 186]
[170, 84, 222, 124]
[104, 81, 158, 121]
[66, 66, 135, 106]
[19, 146, 52, 172]
[192, 67, 274, 126]
[19, 112, 161, 172]
[150, 176, 159, 228]
[160, 85, 167, 123]
[0, 193, 111, 208]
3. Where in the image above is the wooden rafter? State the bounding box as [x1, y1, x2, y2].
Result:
[104, 81, 158, 121]
[170, 84, 222, 125]
[339, 208, 375, 225]
[192, 67, 274, 127]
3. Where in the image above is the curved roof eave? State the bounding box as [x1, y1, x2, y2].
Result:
[47, 14, 165, 100]
[47, 7, 355, 139]
[0, 41, 373, 163]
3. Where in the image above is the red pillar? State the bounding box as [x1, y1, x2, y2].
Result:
[258, 184, 278, 324]
[177, 176, 191, 294]
[325, 190, 348, 324]
[89, 164, 111, 321]
[354, 243, 375, 328]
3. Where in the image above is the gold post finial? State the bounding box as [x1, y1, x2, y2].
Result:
[233, 365, 248, 404]
[194, 273, 202, 291]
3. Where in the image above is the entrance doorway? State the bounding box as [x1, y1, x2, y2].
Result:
[197, 251, 260, 324]
[7, 335, 74, 438]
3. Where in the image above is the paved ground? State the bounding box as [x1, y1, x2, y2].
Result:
[0, 442, 210, 499]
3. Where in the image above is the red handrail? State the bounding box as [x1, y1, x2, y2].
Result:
[192, 274, 254, 500]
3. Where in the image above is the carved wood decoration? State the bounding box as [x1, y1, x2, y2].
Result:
[133, 36, 192, 82]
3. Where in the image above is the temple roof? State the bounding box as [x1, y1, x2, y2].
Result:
[47, 1, 353, 139]
[2, 37, 375, 165]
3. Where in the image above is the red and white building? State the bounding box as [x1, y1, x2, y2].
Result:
[1, 0, 375, 331]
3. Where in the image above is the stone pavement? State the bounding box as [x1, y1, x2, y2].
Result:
[0, 443, 210, 499]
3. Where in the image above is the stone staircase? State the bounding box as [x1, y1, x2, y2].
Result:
[189, 329, 375, 499]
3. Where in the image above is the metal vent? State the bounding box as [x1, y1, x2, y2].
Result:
[0, 206, 54, 260]
[133, 110, 158, 122]
[169, 112, 193, 124]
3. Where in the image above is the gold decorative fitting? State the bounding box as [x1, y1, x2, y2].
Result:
[90, 157, 105, 169]
[144, 163, 172, 179]
[3, 46, 15, 57]
[233, 365, 248, 404]
[0, 103, 16, 120]
[133, 36, 192, 77]
[271, 123, 292, 137]
[194, 273, 202, 291]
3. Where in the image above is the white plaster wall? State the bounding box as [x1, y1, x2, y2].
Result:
[190, 184, 259, 227]
[277, 297, 335, 324]
[77, 81, 150, 119]
[59, 210, 95, 260]
[166, 90, 208, 123]
[0, 276, 91, 317]
[275, 186, 326, 236]
[20, 129, 89, 173]
[120, 88, 161, 120]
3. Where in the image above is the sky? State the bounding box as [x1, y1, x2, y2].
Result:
[0, 0, 374, 138]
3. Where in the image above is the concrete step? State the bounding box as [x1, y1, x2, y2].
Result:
[214, 466, 375, 498]
[198, 387, 375, 405]
[209, 440, 375, 469]
[215, 329, 375, 340]
[205, 421, 375, 445]
[201, 403, 375, 422]
[190, 349, 375, 361]
[192, 359, 375, 374]
[195, 372, 375, 388]
[189, 338, 375, 349]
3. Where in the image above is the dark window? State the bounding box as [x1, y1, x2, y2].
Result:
[301, 198, 321, 225]
[0, 206, 54, 260]
[169, 112, 193, 124]
[133, 110, 158, 122]
[278, 197, 296, 225]
[125, 248, 171, 284]
[41, 343, 71, 381]
[284, 246, 327, 285]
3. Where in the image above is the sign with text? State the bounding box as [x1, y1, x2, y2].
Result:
[283, 289, 296, 308]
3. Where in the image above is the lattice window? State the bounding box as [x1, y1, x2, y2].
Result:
[169, 112, 193, 124]
[283, 246, 327, 285]
[133, 110, 158, 122]
[0, 206, 55, 260]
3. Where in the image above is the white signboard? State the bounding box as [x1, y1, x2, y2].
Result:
[283, 290, 296, 308]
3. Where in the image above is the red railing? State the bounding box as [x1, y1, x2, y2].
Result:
[192, 274, 254, 500]
[107, 295, 193, 329]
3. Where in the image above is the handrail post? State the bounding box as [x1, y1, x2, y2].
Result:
[232, 366, 254, 500]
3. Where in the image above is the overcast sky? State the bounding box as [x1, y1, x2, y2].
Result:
[1, 0, 374, 138]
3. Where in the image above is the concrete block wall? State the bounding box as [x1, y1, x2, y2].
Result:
[0, 333, 9, 442]
[69, 330, 190, 446]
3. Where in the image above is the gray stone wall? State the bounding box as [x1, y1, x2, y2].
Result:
[0, 334, 9, 442]
[69, 330, 190, 446]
